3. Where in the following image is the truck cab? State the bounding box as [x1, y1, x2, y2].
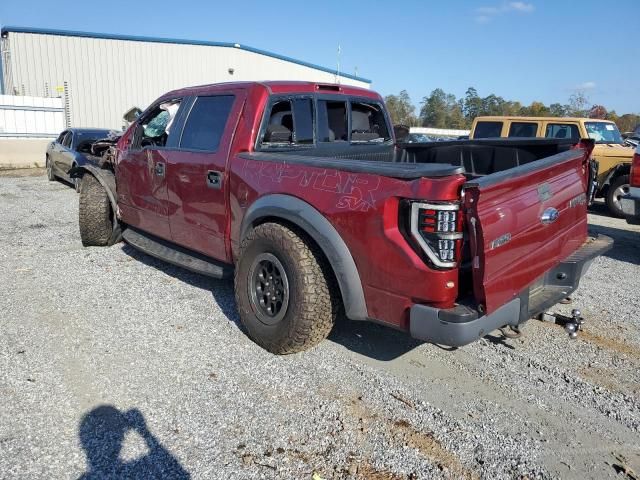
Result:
[470, 116, 635, 216]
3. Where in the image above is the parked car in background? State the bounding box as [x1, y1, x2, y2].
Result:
[621, 144, 640, 225]
[470, 116, 635, 217]
[71, 81, 611, 354]
[46, 128, 114, 191]
[405, 133, 433, 143]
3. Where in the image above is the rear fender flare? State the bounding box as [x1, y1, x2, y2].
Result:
[600, 163, 630, 190]
[240, 194, 368, 321]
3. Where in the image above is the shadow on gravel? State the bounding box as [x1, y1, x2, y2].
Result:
[588, 224, 640, 265]
[120, 244, 520, 360]
[78, 405, 190, 479]
[328, 319, 423, 361]
[120, 244, 241, 326]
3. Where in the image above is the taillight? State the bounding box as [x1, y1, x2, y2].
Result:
[410, 202, 463, 268]
[631, 151, 640, 188]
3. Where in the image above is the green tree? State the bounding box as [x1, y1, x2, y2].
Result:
[549, 103, 568, 117]
[521, 101, 551, 117]
[463, 87, 483, 121]
[616, 113, 640, 133]
[384, 90, 417, 126]
[419, 89, 449, 128]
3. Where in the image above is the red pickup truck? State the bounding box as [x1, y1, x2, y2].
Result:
[72, 81, 612, 354]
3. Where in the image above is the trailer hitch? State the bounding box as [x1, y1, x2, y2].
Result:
[539, 309, 585, 339]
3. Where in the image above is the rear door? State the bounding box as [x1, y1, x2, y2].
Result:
[166, 90, 244, 261]
[58, 131, 76, 176]
[53, 131, 72, 173]
[463, 142, 593, 314]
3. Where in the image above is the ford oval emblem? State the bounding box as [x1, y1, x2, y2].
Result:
[541, 207, 559, 224]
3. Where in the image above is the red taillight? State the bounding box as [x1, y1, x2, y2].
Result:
[631, 151, 640, 188]
[410, 202, 463, 268]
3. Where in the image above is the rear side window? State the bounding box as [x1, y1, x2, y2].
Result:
[62, 132, 73, 148]
[474, 121, 503, 138]
[317, 100, 348, 142]
[508, 122, 538, 137]
[180, 95, 235, 151]
[350, 102, 390, 143]
[261, 98, 314, 146]
[545, 123, 580, 140]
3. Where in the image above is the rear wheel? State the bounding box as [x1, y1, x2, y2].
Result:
[79, 174, 113, 246]
[46, 156, 55, 181]
[234, 222, 339, 354]
[605, 174, 630, 218]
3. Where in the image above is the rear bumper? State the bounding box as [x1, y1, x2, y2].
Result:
[409, 234, 613, 347]
[621, 186, 640, 225]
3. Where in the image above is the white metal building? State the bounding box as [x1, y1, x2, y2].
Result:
[0, 26, 371, 130]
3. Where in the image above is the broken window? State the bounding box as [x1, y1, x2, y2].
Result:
[349, 102, 390, 143]
[261, 98, 314, 147]
[140, 99, 182, 147]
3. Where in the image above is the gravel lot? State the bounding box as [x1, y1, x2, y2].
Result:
[1, 172, 639, 480]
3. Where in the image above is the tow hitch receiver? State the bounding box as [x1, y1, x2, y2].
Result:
[539, 309, 585, 339]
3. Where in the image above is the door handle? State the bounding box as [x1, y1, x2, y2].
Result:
[206, 170, 223, 189]
[155, 162, 165, 177]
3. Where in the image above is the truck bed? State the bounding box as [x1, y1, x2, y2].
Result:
[252, 138, 580, 180]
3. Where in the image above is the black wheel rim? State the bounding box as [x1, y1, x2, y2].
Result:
[248, 253, 289, 325]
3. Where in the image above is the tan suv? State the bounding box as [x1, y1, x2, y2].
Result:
[470, 116, 635, 216]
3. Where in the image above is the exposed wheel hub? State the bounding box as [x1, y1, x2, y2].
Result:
[248, 253, 289, 325]
[613, 183, 630, 209]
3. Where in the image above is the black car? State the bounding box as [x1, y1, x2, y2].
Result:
[46, 128, 114, 191]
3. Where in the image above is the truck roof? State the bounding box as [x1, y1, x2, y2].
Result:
[160, 81, 380, 101]
[474, 116, 615, 123]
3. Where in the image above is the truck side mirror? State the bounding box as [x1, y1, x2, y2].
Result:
[123, 107, 142, 124]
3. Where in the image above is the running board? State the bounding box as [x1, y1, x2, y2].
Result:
[122, 228, 231, 279]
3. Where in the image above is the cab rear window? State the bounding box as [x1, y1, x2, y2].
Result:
[260, 98, 314, 147]
[474, 121, 503, 138]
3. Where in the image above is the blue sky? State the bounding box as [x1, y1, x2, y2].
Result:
[1, 0, 638, 113]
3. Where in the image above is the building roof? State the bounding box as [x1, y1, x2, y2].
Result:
[0, 26, 371, 84]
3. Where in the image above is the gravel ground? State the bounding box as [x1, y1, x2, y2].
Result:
[1, 172, 639, 480]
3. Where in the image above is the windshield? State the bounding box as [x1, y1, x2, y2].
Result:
[585, 122, 623, 144]
[76, 130, 113, 143]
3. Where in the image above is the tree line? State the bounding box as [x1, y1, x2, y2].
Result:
[384, 88, 640, 133]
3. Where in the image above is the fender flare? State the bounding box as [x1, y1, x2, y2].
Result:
[240, 194, 368, 321]
[68, 165, 122, 245]
[601, 162, 630, 189]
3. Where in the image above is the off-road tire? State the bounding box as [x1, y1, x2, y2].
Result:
[46, 156, 55, 181]
[234, 222, 340, 354]
[605, 174, 630, 218]
[79, 174, 113, 246]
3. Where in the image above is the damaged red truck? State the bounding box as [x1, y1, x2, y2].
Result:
[72, 81, 612, 354]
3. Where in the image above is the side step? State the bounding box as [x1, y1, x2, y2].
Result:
[122, 228, 232, 279]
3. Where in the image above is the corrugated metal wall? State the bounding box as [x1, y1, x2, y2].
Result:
[0, 94, 64, 137]
[1, 31, 370, 130]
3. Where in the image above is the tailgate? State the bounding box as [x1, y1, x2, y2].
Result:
[463, 142, 593, 314]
